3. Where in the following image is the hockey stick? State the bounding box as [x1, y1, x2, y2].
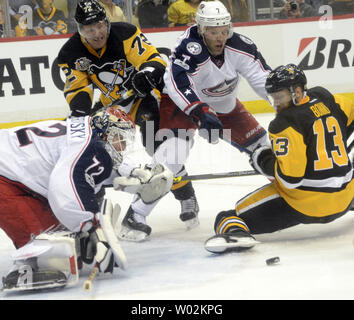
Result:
[173, 169, 259, 183]
[83, 264, 99, 291]
[108, 89, 136, 108]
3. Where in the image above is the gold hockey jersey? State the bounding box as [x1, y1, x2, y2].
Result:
[57, 22, 166, 115]
[268, 86, 353, 217]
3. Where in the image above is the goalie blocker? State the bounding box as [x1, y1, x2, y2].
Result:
[2, 199, 125, 293]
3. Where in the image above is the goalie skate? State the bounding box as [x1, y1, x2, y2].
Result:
[205, 232, 259, 254]
[2, 265, 67, 292]
[118, 206, 151, 242]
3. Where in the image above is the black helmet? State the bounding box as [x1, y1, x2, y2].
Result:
[265, 64, 307, 94]
[75, 0, 107, 25]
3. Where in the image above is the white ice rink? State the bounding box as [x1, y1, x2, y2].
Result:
[1, 113, 354, 301]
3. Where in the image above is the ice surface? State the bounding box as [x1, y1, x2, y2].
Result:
[1, 113, 354, 301]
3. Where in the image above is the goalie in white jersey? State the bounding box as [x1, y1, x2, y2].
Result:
[119, 1, 272, 241]
[0, 107, 173, 292]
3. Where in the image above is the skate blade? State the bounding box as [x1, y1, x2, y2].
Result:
[184, 217, 200, 230]
[205, 236, 259, 253]
[2, 281, 66, 293]
[118, 226, 149, 242]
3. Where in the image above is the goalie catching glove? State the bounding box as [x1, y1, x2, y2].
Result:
[113, 164, 173, 204]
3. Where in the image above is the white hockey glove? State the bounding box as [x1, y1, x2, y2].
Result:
[250, 145, 275, 180]
[113, 164, 173, 204]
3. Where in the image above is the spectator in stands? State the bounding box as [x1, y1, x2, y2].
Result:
[167, 0, 201, 27]
[137, 0, 168, 28]
[65, 0, 79, 32]
[219, 0, 249, 22]
[0, 5, 4, 38]
[15, 0, 68, 36]
[0, 4, 18, 38]
[99, 0, 126, 22]
[9, 0, 37, 21]
[328, 0, 354, 15]
[279, 0, 318, 18]
[305, 0, 328, 12]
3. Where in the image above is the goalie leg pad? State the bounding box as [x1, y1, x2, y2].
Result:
[4, 231, 80, 291]
[2, 264, 67, 292]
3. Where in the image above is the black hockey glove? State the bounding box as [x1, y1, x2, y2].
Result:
[190, 103, 223, 144]
[132, 67, 157, 97]
[249, 145, 275, 179]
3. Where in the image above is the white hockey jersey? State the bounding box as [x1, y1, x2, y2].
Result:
[164, 25, 272, 115]
[0, 117, 136, 232]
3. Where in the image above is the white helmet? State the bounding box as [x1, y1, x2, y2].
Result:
[90, 107, 136, 169]
[196, 1, 232, 36]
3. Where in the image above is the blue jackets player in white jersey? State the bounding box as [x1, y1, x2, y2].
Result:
[118, 1, 272, 242]
[0, 107, 173, 292]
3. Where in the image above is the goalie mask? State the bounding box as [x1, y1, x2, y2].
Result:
[196, 1, 232, 38]
[91, 107, 136, 169]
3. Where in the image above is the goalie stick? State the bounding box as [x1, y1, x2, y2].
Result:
[83, 199, 127, 291]
[99, 199, 127, 270]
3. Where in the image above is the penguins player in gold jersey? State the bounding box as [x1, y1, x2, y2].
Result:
[57, 0, 166, 156]
[205, 63, 354, 254]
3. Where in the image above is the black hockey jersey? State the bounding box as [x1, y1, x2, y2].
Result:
[57, 23, 166, 114]
[15, 7, 68, 37]
[268, 87, 353, 216]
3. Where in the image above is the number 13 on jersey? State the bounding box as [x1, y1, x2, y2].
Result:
[313, 116, 348, 171]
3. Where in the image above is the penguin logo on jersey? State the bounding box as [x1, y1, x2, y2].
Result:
[202, 76, 238, 97]
[89, 60, 135, 94]
[186, 42, 202, 55]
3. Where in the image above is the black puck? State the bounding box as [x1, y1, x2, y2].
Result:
[266, 257, 280, 265]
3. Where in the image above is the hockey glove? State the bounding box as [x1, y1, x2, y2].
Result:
[81, 227, 115, 273]
[190, 103, 223, 144]
[132, 67, 157, 97]
[249, 145, 275, 179]
[113, 164, 173, 204]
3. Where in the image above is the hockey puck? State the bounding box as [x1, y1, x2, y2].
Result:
[266, 257, 280, 265]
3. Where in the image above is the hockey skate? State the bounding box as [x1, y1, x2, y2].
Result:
[204, 230, 259, 254]
[172, 179, 200, 229]
[118, 206, 152, 242]
[179, 194, 200, 229]
[2, 261, 67, 292]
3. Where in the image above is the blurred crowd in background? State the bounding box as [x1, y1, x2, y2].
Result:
[0, 0, 354, 38]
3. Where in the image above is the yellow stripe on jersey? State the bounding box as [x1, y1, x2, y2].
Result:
[236, 184, 280, 215]
[334, 94, 354, 126]
[274, 178, 354, 217]
[59, 63, 94, 105]
[123, 28, 167, 69]
[269, 126, 307, 181]
[216, 215, 250, 234]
